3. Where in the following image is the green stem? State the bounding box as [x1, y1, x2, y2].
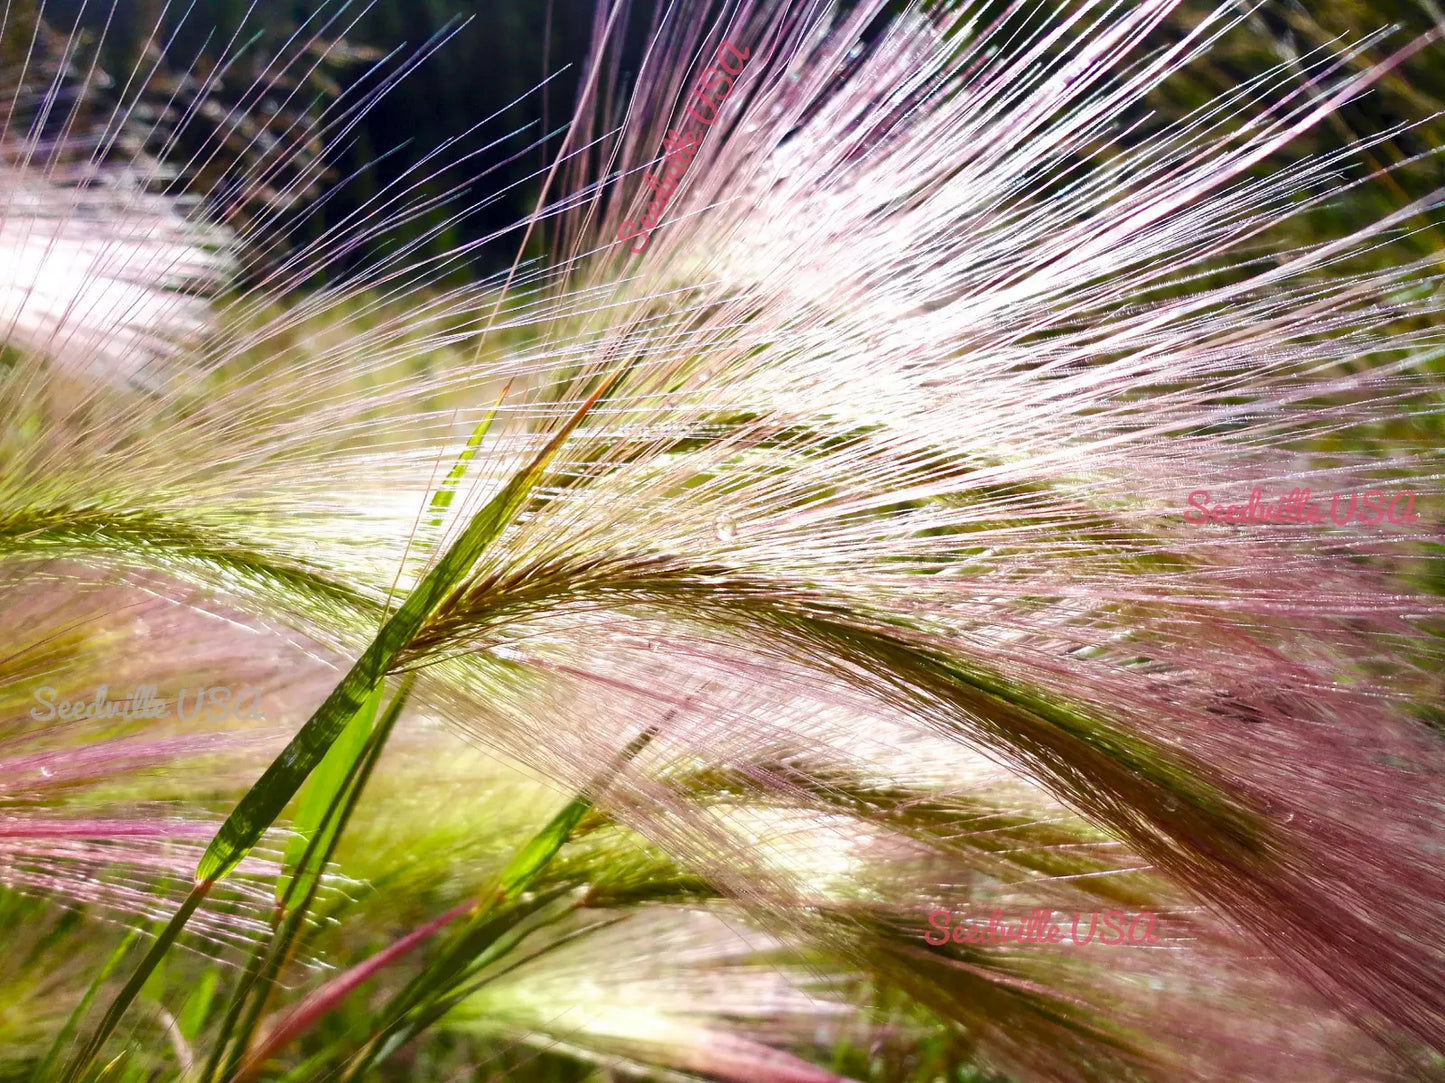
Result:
[62, 880, 213, 1083]
[217, 678, 414, 1081]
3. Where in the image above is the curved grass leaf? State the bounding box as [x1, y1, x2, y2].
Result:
[60, 883, 213, 1083]
[196, 364, 631, 884]
[275, 683, 385, 909]
[33, 927, 143, 1083]
[205, 678, 416, 1083]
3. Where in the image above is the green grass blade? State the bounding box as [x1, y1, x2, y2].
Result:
[33, 927, 143, 1083]
[344, 722, 660, 1079]
[497, 724, 657, 899]
[207, 678, 415, 1083]
[336, 888, 578, 1083]
[177, 969, 220, 1042]
[196, 376, 619, 885]
[275, 683, 384, 908]
[361, 892, 591, 1069]
[61, 882, 213, 1083]
[424, 383, 510, 534]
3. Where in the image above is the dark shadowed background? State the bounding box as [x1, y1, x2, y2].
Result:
[30, 0, 1445, 280]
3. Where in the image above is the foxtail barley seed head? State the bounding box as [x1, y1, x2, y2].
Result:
[2, 0, 1443, 1078]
